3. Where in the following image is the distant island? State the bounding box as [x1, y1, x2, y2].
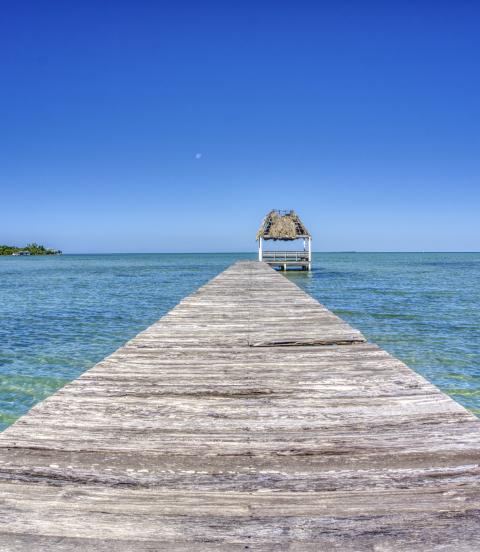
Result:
[0, 243, 62, 256]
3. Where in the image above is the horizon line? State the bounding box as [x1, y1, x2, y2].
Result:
[10, 250, 479, 255]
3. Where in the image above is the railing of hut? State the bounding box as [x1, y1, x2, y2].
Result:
[262, 251, 310, 262]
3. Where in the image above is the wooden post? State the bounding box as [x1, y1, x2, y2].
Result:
[258, 237, 263, 262]
[308, 237, 312, 271]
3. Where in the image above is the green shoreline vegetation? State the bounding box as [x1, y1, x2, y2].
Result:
[0, 243, 62, 256]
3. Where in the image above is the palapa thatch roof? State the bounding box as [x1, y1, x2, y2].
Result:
[256, 210, 311, 241]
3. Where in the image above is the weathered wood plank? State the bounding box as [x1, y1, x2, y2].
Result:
[0, 260, 479, 550]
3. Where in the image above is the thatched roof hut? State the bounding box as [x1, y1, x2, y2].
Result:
[256, 210, 311, 241]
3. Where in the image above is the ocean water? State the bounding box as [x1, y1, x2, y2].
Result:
[0, 252, 479, 430]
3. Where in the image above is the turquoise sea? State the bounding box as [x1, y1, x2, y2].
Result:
[0, 252, 479, 430]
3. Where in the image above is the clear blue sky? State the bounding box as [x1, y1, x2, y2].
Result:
[1, 1, 479, 252]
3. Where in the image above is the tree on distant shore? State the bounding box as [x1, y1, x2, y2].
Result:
[0, 243, 62, 255]
[25, 243, 47, 255]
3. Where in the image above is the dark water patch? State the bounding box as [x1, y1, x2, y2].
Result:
[333, 309, 363, 317]
[369, 312, 420, 321]
[423, 261, 480, 268]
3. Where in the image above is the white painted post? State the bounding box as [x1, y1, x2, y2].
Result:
[258, 237, 263, 261]
[308, 237, 312, 271]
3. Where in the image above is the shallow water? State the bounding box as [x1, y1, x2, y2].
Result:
[0, 252, 479, 429]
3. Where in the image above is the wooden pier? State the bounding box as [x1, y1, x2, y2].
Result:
[0, 260, 479, 550]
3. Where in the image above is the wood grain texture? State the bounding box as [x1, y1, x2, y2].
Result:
[0, 260, 479, 551]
